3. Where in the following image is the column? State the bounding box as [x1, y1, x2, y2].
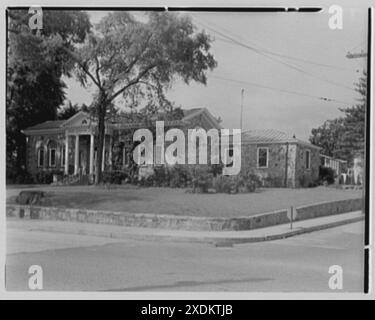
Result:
[74, 135, 79, 175]
[89, 134, 95, 175]
[64, 135, 69, 175]
[101, 135, 106, 171]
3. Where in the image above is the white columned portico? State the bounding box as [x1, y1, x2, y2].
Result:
[64, 135, 69, 175]
[89, 134, 95, 175]
[74, 135, 80, 175]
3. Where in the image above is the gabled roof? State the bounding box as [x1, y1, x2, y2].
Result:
[23, 120, 65, 131]
[241, 129, 321, 149]
[22, 107, 222, 134]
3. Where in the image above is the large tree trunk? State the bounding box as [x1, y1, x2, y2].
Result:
[94, 93, 108, 184]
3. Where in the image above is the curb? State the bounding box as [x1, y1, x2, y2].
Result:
[210, 215, 364, 246]
[12, 214, 364, 246]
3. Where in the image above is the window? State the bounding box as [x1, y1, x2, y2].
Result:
[257, 147, 268, 168]
[47, 140, 57, 168]
[49, 149, 56, 167]
[37, 148, 44, 167]
[305, 150, 311, 169]
[225, 148, 234, 167]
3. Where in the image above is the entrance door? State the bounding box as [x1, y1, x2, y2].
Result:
[79, 151, 88, 174]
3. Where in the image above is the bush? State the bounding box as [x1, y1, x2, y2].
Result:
[168, 165, 191, 188]
[213, 171, 260, 194]
[190, 165, 213, 193]
[263, 175, 284, 188]
[319, 166, 336, 185]
[6, 166, 34, 184]
[298, 173, 319, 188]
[213, 175, 233, 193]
[33, 171, 53, 184]
[102, 170, 129, 184]
[152, 166, 170, 187]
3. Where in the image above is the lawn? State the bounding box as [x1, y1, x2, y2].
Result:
[6, 184, 363, 218]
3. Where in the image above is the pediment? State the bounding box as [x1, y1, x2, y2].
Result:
[62, 111, 94, 128]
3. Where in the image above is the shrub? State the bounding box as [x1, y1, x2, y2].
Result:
[33, 171, 54, 184]
[6, 166, 34, 184]
[102, 170, 128, 184]
[298, 173, 318, 188]
[152, 166, 170, 187]
[241, 171, 262, 191]
[262, 175, 284, 188]
[168, 165, 191, 188]
[319, 166, 336, 185]
[213, 175, 233, 193]
[190, 165, 213, 193]
[213, 171, 259, 194]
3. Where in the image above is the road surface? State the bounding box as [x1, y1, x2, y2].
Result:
[6, 221, 364, 292]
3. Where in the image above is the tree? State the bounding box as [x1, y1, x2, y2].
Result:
[336, 72, 366, 163]
[58, 101, 88, 120]
[71, 11, 217, 184]
[310, 72, 366, 165]
[7, 10, 91, 180]
[309, 118, 345, 157]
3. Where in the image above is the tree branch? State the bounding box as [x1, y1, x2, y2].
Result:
[62, 47, 101, 88]
[109, 64, 157, 102]
[95, 56, 102, 87]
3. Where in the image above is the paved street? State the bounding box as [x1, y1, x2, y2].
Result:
[6, 221, 364, 292]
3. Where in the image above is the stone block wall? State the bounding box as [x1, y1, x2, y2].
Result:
[240, 143, 297, 187]
[294, 145, 320, 187]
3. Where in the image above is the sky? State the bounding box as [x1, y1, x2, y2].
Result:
[62, 4, 368, 141]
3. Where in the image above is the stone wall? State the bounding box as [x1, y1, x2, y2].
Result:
[295, 198, 362, 220]
[240, 142, 322, 188]
[240, 143, 297, 187]
[6, 197, 362, 231]
[294, 145, 320, 187]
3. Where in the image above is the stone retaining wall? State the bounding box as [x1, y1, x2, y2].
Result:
[6, 197, 363, 231]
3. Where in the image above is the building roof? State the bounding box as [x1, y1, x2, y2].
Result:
[182, 108, 203, 118]
[24, 120, 65, 131]
[22, 107, 222, 134]
[241, 129, 321, 149]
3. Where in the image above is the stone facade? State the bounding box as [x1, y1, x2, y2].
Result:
[240, 141, 320, 188]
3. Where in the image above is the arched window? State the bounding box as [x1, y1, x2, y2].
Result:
[37, 148, 44, 168]
[47, 140, 57, 167]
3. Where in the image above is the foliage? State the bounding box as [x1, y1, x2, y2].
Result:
[33, 170, 63, 184]
[190, 165, 213, 193]
[310, 72, 366, 165]
[309, 118, 345, 158]
[6, 165, 34, 184]
[262, 175, 284, 188]
[102, 170, 128, 184]
[168, 165, 191, 188]
[298, 173, 319, 188]
[319, 166, 336, 185]
[7, 10, 91, 179]
[213, 171, 260, 194]
[71, 11, 217, 184]
[58, 101, 89, 120]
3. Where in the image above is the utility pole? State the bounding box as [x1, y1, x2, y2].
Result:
[240, 88, 244, 131]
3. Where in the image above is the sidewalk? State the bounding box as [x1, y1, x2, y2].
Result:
[7, 211, 364, 246]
